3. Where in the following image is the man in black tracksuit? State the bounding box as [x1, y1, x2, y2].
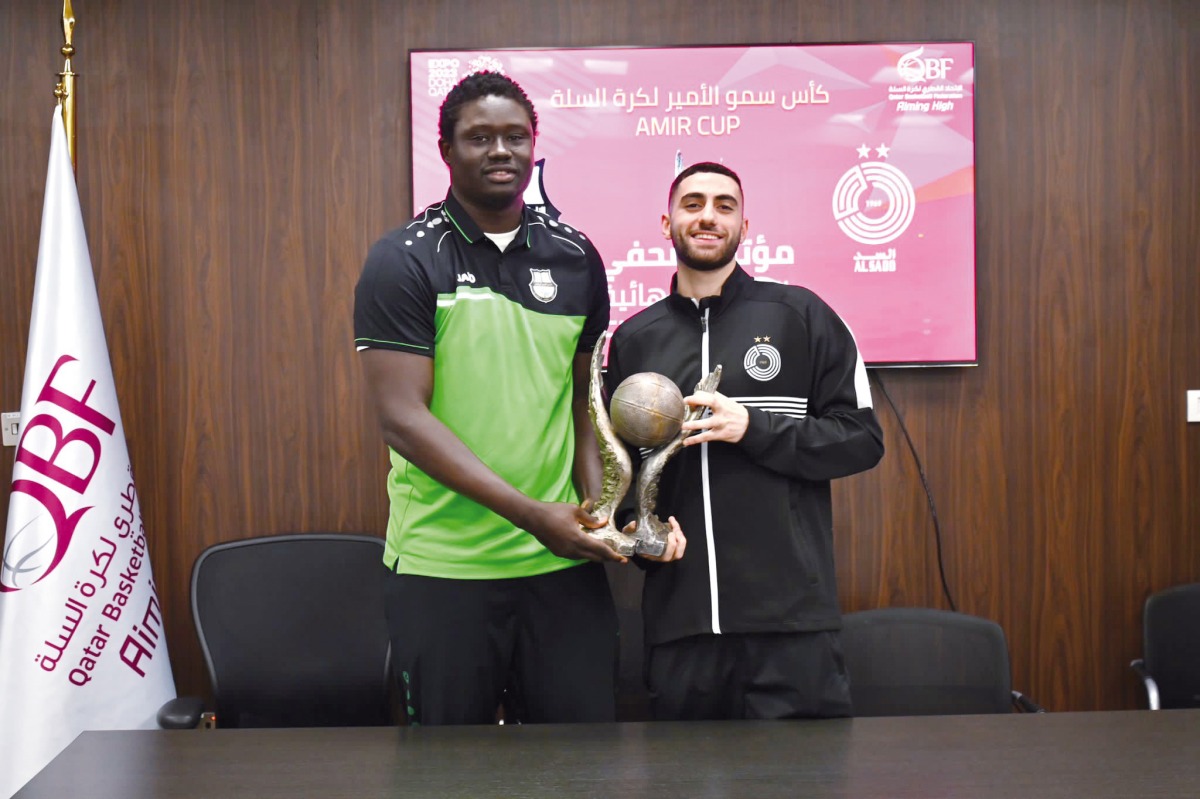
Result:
[606, 162, 884, 720]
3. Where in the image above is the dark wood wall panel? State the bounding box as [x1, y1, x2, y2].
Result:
[2, 0, 1197, 712]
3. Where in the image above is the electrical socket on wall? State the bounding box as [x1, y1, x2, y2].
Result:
[1189, 391, 1200, 424]
[2, 412, 19, 447]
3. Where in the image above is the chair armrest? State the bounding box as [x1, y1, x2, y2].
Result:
[157, 696, 207, 729]
[1011, 690, 1046, 713]
[1130, 659, 1161, 710]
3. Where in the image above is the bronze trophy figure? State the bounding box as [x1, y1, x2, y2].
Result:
[584, 332, 722, 557]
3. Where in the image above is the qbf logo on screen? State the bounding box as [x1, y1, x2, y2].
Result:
[897, 47, 954, 84]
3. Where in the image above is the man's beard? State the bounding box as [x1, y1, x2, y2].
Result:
[671, 228, 740, 272]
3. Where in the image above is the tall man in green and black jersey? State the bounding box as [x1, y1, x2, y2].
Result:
[354, 72, 624, 725]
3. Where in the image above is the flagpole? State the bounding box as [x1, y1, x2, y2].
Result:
[53, 0, 77, 168]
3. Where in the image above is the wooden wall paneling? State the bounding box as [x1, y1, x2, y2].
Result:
[0, 5, 60, 495]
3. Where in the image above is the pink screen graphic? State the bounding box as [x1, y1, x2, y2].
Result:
[410, 43, 976, 366]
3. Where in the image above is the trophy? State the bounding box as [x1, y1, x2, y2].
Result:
[583, 331, 722, 557]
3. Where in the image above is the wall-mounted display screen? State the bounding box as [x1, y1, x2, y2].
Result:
[411, 42, 976, 366]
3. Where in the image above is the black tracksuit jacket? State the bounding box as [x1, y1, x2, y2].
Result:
[606, 266, 885, 646]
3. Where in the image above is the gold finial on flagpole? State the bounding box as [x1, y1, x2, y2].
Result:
[54, 0, 77, 168]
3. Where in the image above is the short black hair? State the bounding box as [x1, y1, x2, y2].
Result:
[668, 161, 743, 207]
[438, 71, 538, 143]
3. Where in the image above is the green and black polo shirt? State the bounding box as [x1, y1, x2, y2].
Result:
[354, 190, 610, 579]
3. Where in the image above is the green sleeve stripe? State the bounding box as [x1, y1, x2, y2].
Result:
[355, 337, 431, 351]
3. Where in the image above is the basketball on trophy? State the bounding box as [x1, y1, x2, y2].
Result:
[609, 372, 687, 448]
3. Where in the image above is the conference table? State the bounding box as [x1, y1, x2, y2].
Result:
[15, 710, 1200, 798]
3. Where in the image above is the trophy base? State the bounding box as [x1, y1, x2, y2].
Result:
[587, 527, 638, 557]
[633, 535, 666, 557]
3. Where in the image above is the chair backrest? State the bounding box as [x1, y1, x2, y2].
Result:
[841, 607, 1014, 716]
[191, 533, 392, 728]
[1142, 583, 1200, 709]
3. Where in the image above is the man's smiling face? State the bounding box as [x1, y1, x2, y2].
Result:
[662, 171, 748, 273]
[440, 94, 534, 214]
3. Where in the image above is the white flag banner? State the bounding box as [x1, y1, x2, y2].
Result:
[0, 106, 176, 799]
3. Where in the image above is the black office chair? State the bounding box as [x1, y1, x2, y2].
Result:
[1131, 582, 1200, 709]
[158, 533, 393, 728]
[841, 607, 1044, 716]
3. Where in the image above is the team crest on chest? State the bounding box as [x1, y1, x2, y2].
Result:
[743, 337, 782, 382]
[529, 269, 558, 303]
